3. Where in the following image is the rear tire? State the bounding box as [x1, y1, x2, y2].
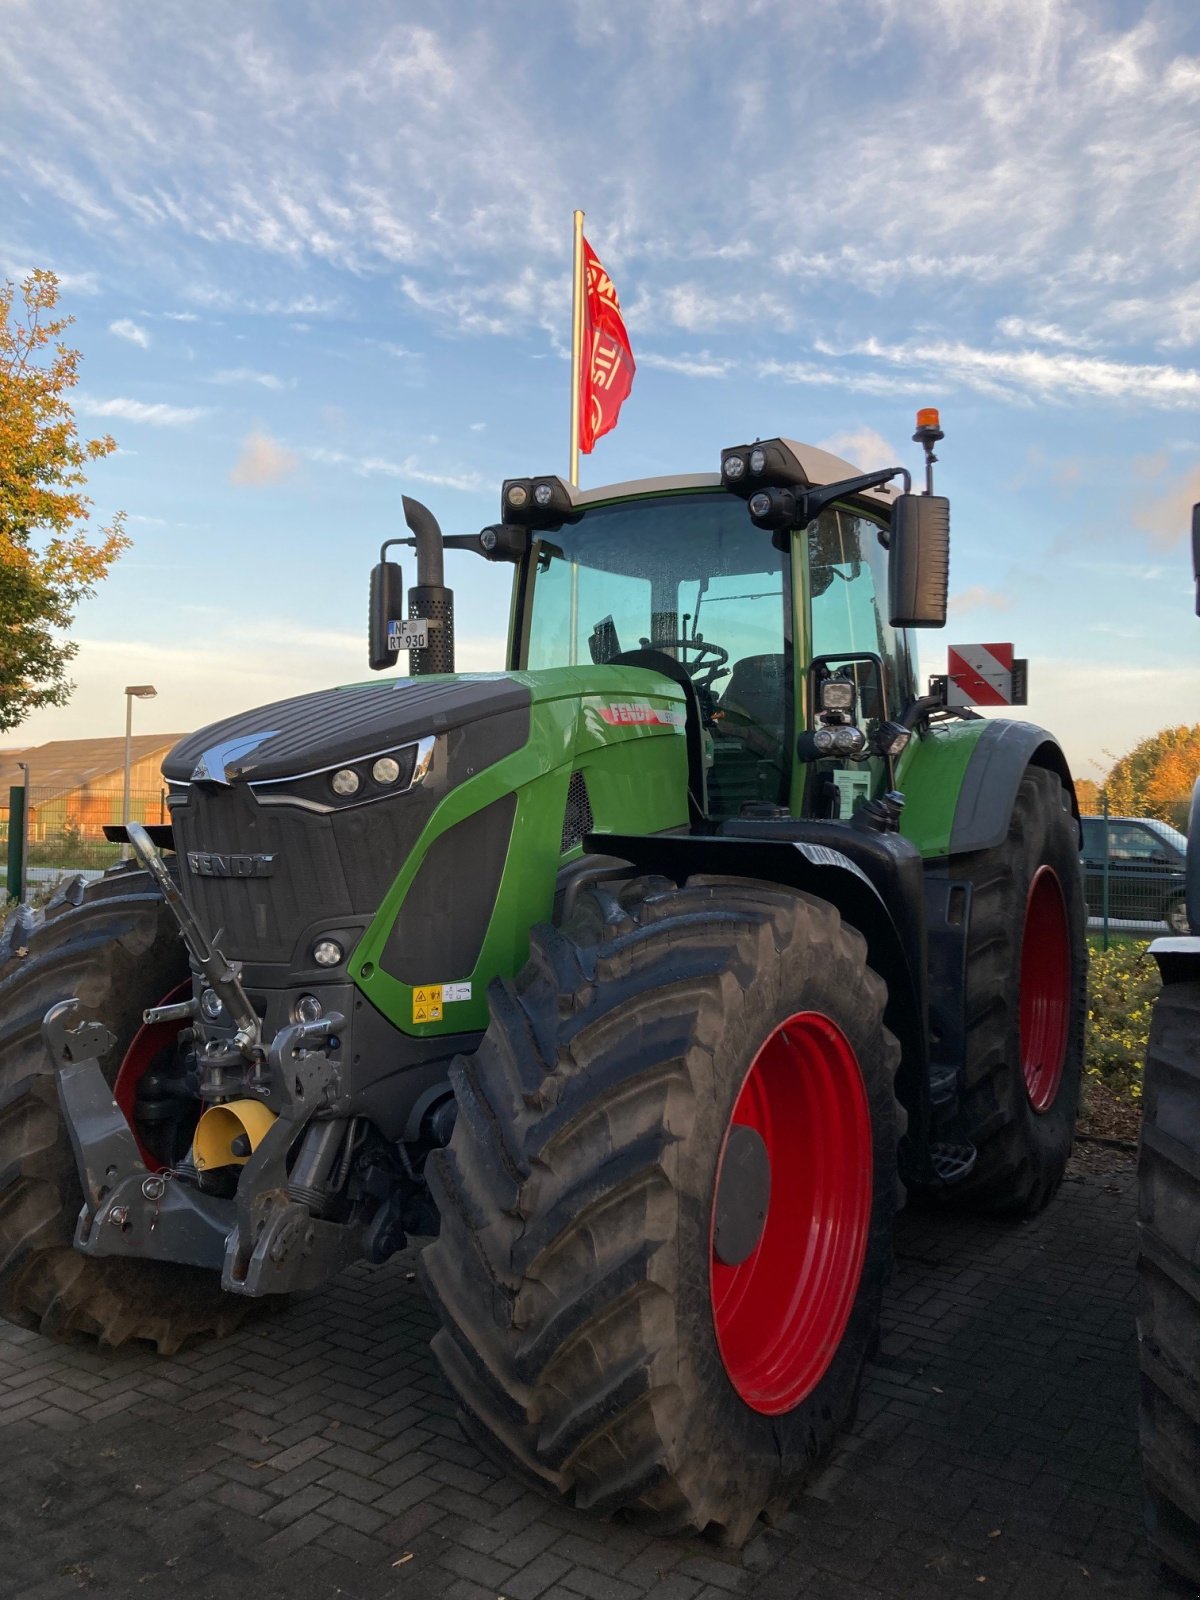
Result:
[421, 875, 902, 1542]
[939, 767, 1087, 1214]
[1138, 975, 1200, 1586]
[0, 871, 246, 1352]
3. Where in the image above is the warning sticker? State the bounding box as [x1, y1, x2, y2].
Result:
[442, 982, 472, 1002]
[412, 984, 443, 1023]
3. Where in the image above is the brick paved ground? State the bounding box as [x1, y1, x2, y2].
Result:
[0, 1162, 1190, 1600]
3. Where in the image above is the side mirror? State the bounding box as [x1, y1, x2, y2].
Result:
[369, 558, 406, 672]
[889, 493, 949, 628]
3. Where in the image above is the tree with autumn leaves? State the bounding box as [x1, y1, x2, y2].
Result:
[1103, 725, 1200, 830]
[0, 271, 128, 733]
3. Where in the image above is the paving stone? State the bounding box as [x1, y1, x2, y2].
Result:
[0, 1172, 1171, 1600]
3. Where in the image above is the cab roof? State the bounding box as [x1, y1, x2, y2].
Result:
[570, 440, 898, 511]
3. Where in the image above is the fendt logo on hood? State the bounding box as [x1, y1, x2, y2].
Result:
[187, 852, 276, 879]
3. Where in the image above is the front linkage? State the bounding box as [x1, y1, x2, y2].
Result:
[47, 823, 377, 1297]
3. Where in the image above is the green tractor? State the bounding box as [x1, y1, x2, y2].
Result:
[0, 415, 1087, 1541]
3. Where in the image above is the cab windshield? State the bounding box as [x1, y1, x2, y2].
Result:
[520, 488, 910, 818]
[523, 492, 791, 813]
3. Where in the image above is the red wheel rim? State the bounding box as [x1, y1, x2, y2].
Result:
[709, 1011, 873, 1415]
[112, 980, 191, 1171]
[1020, 866, 1071, 1113]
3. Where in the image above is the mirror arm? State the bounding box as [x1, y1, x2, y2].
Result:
[794, 466, 911, 527]
[379, 536, 406, 581]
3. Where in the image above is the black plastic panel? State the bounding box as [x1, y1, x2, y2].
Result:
[382, 793, 518, 986]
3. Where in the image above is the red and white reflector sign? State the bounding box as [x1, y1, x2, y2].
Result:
[947, 643, 1027, 706]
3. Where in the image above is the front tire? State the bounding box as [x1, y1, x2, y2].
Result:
[421, 875, 902, 1542]
[0, 872, 245, 1352]
[1138, 975, 1200, 1586]
[939, 767, 1087, 1214]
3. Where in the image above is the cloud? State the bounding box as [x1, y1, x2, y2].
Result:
[1132, 464, 1200, 550]
[818, 336, 1200, 408]
[306, 446, 482, 492]
[212, 367, 291, 391]
[657, 283, 795, 333]
[996, 316, 1091, 349]
[5, 3, 1200, 360]
[948, 585, 1014, 616]
[638, 350, 733, 379]
[229, 430, 299, 487]
[817, 428, 901, 473]
[78, 395, 208, 426]
[758, 358, 925, 398]
[160, 310, 200, 322]
[1, 257, 100, 294]
[109, 317, 150, 348]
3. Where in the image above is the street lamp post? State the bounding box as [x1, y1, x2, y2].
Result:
[122, 685, 157, 855]
[16, 761, 29, 903]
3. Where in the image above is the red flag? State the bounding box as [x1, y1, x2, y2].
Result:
[579, 238, 636, 454]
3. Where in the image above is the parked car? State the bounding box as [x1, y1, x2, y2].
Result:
[1079, 814, 1190, 931]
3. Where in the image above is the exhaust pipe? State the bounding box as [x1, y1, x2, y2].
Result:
[402, 495, 454, 674]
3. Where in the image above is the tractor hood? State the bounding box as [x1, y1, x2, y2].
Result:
[162, 676, 532, 787]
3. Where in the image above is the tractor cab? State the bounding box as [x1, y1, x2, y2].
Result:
[497, 432, 947, 823]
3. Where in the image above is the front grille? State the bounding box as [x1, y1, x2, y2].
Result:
[561, 770, 594, 854]
[172, 786, 352, 964]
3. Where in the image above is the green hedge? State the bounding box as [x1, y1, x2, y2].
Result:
[1086, 938, 1159, 1102]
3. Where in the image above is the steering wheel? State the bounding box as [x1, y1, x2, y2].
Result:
[641, 636, 730, 690]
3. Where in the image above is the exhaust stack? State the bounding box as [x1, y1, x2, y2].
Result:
[403, 495, 455, 675]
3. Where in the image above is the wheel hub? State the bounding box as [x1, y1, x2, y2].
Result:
[712, 1124, 771, 1267]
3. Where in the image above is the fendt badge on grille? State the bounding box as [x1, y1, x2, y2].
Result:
[186, 852, 276, 879]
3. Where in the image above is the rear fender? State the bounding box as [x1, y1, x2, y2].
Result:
[590, 829, 933, 1181]
[899, 718, 1078, 859]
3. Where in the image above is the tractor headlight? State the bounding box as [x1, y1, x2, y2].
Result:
[722, 452, 746, 482]
[873, 720, 911, 758]
[819, 679, 856, 714]
[749, 447, 766, 475]
[832, 725, 867, 757]
[200, 988, 223, 1021]
[292, 993, 324, 1025]
[813, 726, 836, 755]
[500, 476, 578, 528]
[312, 939, 344, 968]
[747, 486, 798, 531]
[372, 757, 401, 785]
[330, 768, 360, 797]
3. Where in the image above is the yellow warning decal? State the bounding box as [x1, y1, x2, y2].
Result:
[412, 984, 443, 1023]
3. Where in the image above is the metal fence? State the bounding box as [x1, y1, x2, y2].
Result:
[1078, 799, 1191, 944]
[4, 786, 168, 901]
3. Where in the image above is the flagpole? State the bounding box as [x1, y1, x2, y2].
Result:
[569, 208, 585, 489]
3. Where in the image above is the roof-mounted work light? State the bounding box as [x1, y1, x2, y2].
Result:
[500, 475, 581, 529]
[721, 437, 812, 496]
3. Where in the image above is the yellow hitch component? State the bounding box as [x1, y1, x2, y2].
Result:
[192, 1098, 277, 1171]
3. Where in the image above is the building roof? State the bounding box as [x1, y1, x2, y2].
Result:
[0, 735, 186, 802]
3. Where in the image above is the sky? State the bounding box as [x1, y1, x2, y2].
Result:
[1, 0, 1198, 785]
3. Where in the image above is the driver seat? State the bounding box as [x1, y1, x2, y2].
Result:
[719, 653, 789, 738]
